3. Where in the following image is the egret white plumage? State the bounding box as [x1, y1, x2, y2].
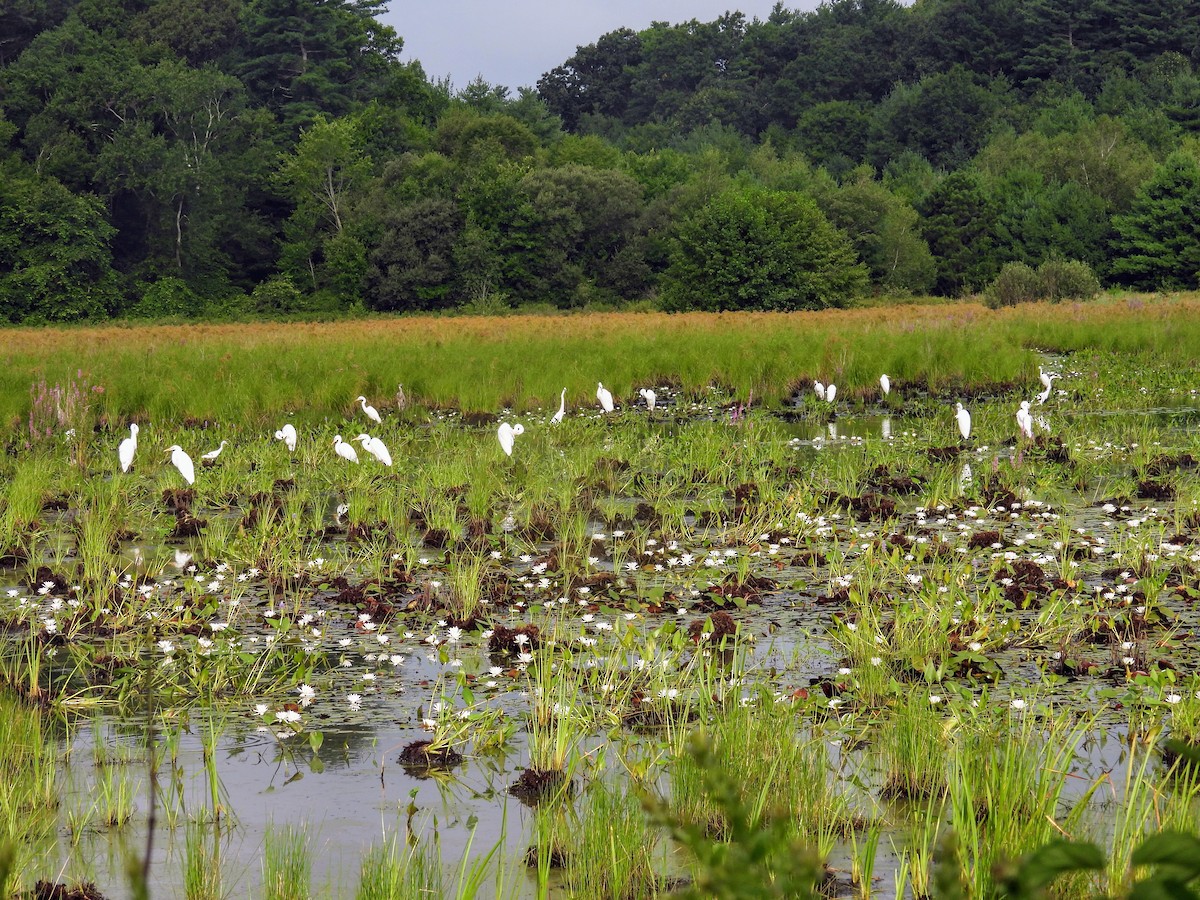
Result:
[1016, 401, 1034, 440]
[880, 374, 891, 396]
[334, 435, 359, 463]
[275, 423, 297, 453]
[165, 445, 195, 485]
[814, 381, 826, 402]
[354, 433, 392, 466]
[597, 382, 614, 413]
[1037, 368, 1057, 404]
[955, 402, 972, 441]
[118, 423, 139, 473]
[551, 388, 566, 425]
[200, 440, 228, 461]
[639, 387, 657, 411]
[826, 383, 837, 404]
[497, 422, 524, 456]
[356, 395, 382, 424]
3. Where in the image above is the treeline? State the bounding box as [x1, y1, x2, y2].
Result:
[2, 0, 1200, 322]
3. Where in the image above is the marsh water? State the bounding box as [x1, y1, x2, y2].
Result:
[7, 377, 1200, 898]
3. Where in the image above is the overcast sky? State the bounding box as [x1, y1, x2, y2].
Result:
[381, 2, 825, 93]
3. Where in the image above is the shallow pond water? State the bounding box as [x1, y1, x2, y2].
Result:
[5, 371, 1200, 898]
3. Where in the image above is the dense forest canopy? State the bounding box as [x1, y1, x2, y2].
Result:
[2, 0, 1200, 322]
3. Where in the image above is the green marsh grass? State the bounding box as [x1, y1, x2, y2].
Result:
[668, 693, 846, 845]
[0, 691, 59, 894]
[262, 824, 311, 900]
[355, 834, 446, 899]
[564, 779, 663, 900]
[878, 692, 947, 802]
[183, 821, 222, 900]
[0, 301, 1162, 425]
[944, 700, 1098, 897]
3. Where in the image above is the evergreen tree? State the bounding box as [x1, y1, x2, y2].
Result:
[919, 169, 1002, 295]
[1109, 150, 1200, 289]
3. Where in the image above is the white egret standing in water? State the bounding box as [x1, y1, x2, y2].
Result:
[551, 388, 566, 424]
[118, 424, 139, 472]
[1016, 401, 1034, 440]
[596, 382, 614, 413]
[826, 383, 837, 404]
[165, 445, 195, 485]
[497, 422, 524, 456]
[1037, 368, 1057, 404]
[955, 402, 972, 441]
[880, 374, 891, 396]
[639, 388, 657, 411]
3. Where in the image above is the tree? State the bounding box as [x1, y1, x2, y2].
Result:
[815, 169, 936, 294]
[918, 169, 1002, 295]
[237, 0, 408, 131]
[364, 196, 462, 311]
[515, 165, 648, 305]
[661, 187, 866, 311]
[0, 166, 117, 322]
[870, 66, 1013, 169]
[1109, 150, 1200, 289]
[537, 28, 642, 131]
[989, 166, 1109, 270]
[275, 113, 372, 298]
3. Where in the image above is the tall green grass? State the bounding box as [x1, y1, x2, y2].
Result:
[10, 299, 1190, 426]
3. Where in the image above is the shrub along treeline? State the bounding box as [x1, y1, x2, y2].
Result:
[2, 0, 1200, 322]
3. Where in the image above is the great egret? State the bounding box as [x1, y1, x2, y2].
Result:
[118, 424, 139, 473]
[551, 388, 566, 425]
[357, 395, 382, 424]
[200, 440, 228, 461]
[955, 402, 972, 441]
[639, 387, 657, 411]
[275, 423, 297, 453]
[1037, 368, 1058, 404]
[880, 374, 891, 396]
[597, 382, 614, 413]
[334, 435, 359, 463]
[826, 383, 837, 404]
[354, 433, 392, 466]
[814, 381, 826, 402]
[497, 422, 525, 456]
[1016, 401, 1034, 440]
[165, 445, 195, 485]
